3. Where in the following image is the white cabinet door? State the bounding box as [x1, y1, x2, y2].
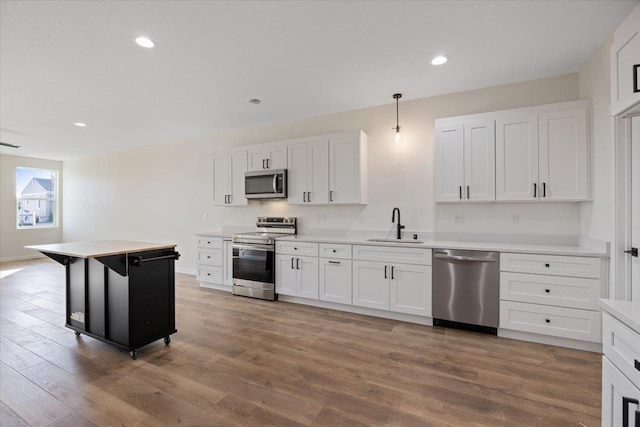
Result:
[329, 135, 362, 204]
[223, 240, 233, 287]
[228, 151, 247, 206]
[213, 151, 247, 206]
[539, 108, 589, 201]
[287, 143, 308, 204]
[464, 120, 495, 201]
[297, 256, 319, 300]
[496, 112, 539, 201]
[435, 124, 464, 202]
[611, 5, 640, 116]
[352, 261, 389, 310]
[247, 146, 287, 171]
[212, 154, 230, 206]
[390, 264, 432, 316]
[602, 357, 640, 427]
[275, 255, 297, 296]
[308, 140, 329, 204]
[319, 259, 352, 304]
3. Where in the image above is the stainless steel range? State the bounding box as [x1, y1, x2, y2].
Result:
[232, 217, 296, 300]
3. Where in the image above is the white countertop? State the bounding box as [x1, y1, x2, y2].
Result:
[26, 240, 176, 258]
[600, 299, 640, 335]
[276, 234, 608, 257]
[195, 231, 233, 239]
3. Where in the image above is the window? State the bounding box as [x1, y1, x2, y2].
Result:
[16, 167, 58, 229]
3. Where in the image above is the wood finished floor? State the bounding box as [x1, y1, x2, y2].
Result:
[1, 258, 601, 427]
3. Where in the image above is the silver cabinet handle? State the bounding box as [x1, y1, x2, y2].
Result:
[272, 174, 277, 193]
[434, 253, 497, 262]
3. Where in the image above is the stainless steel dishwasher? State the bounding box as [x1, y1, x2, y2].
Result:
[432, 249, 499, 334]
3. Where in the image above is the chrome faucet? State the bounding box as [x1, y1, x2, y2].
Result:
[392, 207, 405, 239]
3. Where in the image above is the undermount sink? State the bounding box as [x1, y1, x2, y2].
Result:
[366, 238, 424, 244]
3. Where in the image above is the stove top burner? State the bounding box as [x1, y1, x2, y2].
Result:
[232, 217, 297, 245]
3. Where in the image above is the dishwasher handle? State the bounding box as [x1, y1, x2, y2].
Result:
[434, 253, 497, 262]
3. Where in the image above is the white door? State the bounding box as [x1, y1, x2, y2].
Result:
[352, 261, 389, 310]
[632, 116, 640, 302]
[329, 136, 361, 204]
[539, 108, 589, 201]
[275, 255, 297, 296]
[297, 256, 319, 300]
[319, 259, 352, 304]
[435, 124, 464, 202]
[247, 148, 267, 171]
[390, 264, 432, 316]
[464, 120, 495, 201]
[212, 154, 230, 206]
[307, 140, 329, 204]
[287, 143, 308, 204]
[266, 146, 288, 170]
[228, 151, 247, 206]
[496, 112, 539, 201]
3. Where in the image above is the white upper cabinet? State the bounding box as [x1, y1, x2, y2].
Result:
[435, 119, 496, 202]
[247, 145, 287, 171]
[496, 112, 539, 201]
[538, 108, 589, 200]
[329, 131, 368, 204]
[212, 151, 247, 206]
[435, 123, 464, 202]
[610, 4, 640, 116]
[495, 101, 590, 202]
[287, 139, 329, 205]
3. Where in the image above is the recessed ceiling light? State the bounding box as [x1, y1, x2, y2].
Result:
[73, 122, 87, 127]
[249, 99, 262, 105]
[431, 55, 448, 66]
[135, 36, 154, 48]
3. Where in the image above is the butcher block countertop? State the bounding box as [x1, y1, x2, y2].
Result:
[26, 240, 176, 258]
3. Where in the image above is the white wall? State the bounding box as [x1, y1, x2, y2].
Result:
[0, 154, 63, 261]
[62, 74, 582, 272]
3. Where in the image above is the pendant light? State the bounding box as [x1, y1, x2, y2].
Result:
[392, 93, 402, 143]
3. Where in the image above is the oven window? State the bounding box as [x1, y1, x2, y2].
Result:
[233, 247, 274, 284]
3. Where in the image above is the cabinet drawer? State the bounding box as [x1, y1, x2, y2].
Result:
[500, 272, 601, 310]
[197, 266, 223, 285]
[603, 311, 640, 389]
[500, 253, 601, 279]
[197, 237, 223, 249]
[500, 301, 601, 342]
[319, 243, 352, 259]
[276, 241, 318, 256]
[198, 249, 222, 266]
[353, 245, 431, 266]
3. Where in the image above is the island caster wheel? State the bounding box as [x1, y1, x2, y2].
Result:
[130, 350, 138, 360]
[74, 331, 81, 337]
[164, 336, 171, 345]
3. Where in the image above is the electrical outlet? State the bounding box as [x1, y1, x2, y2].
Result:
[451, 215, 465, 224]
[510, 214, 519, 225]
[316, 213, 327, 222]
[203, 213, 208, 220]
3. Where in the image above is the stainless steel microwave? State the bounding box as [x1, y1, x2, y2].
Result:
[244, 169, 287, 199]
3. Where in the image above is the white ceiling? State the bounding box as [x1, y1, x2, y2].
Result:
[1, 0, 637, 160]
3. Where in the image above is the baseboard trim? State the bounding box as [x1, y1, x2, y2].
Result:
[498, 329, 602, 353]
[0, 254, 45, 263]
[176, 267, 196, 276]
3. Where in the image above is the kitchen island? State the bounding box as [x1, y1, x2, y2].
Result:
[26, 240, 180, 359]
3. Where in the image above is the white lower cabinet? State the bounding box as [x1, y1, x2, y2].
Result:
[353, 261, 389, 310]
[601, 307, 640, 427]
[499, 252, 604, 345]
[275, 254, 318, 299]
[195, 235, 231, 290]
[319, 258, 352, 304]
[390, 264, 432, 317]
[352, 245, 432, 316]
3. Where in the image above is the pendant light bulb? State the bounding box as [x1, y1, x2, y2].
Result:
[392, 93, 403, 144]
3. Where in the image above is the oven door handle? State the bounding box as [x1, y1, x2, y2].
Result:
[232, 243, 274, 252]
